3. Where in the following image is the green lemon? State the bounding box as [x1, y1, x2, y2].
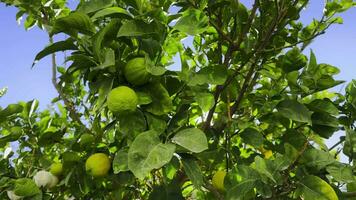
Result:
[124, 57, 150, 86]
[212, 170, 226, 191]
[107, 86, 138, 114]
[79, 134, 95, 146]
[85, 153, 111, 178]
[50, 163, 63, 176]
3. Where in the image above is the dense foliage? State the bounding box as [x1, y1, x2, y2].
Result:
[1, 0, 356, 199]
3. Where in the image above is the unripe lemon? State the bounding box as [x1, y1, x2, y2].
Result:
[85, 153, 111, 178]
[79, 134, 95, 146]
[107, 86, 138, 114]
[124, 57, 150, 86]
[212, 171, 226, 191]
[50, 162, 63, 176]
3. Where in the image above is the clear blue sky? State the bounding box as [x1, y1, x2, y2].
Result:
[0, 1, 355, 109]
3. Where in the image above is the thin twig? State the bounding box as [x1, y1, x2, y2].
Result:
[49, 36, 91, 134]
[203, 181, 224, 200]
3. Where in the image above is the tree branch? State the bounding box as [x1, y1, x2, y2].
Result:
[49, 36, 91, 134]
[203, 181, 224, 200]
[342, 191, 356, 198]
[202, 0, 261, 132]
[234, 0, 259, 51]
[214, 3, 291, 133]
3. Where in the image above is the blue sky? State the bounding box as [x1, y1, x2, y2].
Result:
[0, 1, 355, 109]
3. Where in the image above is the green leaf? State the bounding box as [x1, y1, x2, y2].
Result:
[300, 175, 338, 200]
[181, 157, 204, 189]
[0, 87, 7, 98]
[0, 127, 22, 146]
[283, 143, 300, 163]
[254, 156, 277, 183]
[276, 99, 311, 123]
[32, 39, 77, 67]
[146, 113, 166, 133]
[91, 7, 131, 20]
[95, 77, 114, 111]
[51, 12, 95, 36]
[93, 19, 121, 61]
[14, 178, 40, 197]
[172, 128, 208, 153]
[128, 131, 176, 179]
[195, 92, 214, 112]
[326, 164, 355, 183]
[307, 50, 318, 72]
[117, 20, 157, 37]
[311, 112, 339, 139]
[239, 128, 265, 147]
[118, 110, 146, 136]
[226, 166, 259, 200]
[301, 149, 335, 170]
[77, 0, 113, 14]
[255, 180, 272, 198]
[307, 99, 339, 116]
[144, 56, 166, 76]
[0, 104, 23, 119]
[188, 65, 227, 86]
[311, 112, 339, 128]
[136, 91, 153, 105]
[38, 127, 64, 146]
[302, 63, 344, 93]
[24, 14, 35, 30]
[280, 47, 307, 72]
[346, 80, 356, 109]
[144, 82, 173, 115]
[113, 149, 129, 173]
[148, 184, 184, 200]
[92, 48, 115, 70]
[282, 130, 308, 150]
[343, 129, 356, 159]
[62, 152, 81, 166]
[174, 8, 208, 35]
[226, 180, 255, 200]
[27, 99, 38, 119]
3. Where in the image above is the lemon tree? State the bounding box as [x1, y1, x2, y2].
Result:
[1, 0, 356, 199]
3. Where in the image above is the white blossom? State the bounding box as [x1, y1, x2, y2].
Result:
[48, 175, 59, 188]
[33, 170, 57, 188]
[7, 191, 22, 200]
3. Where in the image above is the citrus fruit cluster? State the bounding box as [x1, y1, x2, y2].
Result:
[106, 57, 151, 114]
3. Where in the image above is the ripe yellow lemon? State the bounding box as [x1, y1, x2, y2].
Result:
[212, 170, 226, 191]
[50, 163, 63, 176]
[107, 86, 138, 114]
[85, 153, 111, 177]
[124, 57, 150, 86]
[263, 150, 273, 159]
